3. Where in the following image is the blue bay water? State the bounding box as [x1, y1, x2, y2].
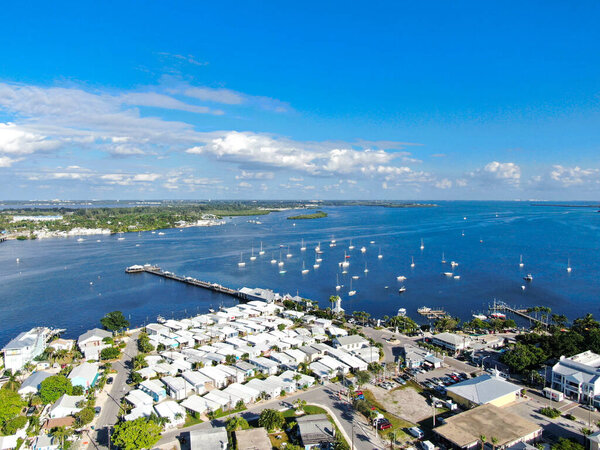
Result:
[1, 201, 599, 346]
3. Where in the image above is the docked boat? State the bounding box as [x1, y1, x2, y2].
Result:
[259, 242, 265, 255]
[398, 286, 406, 293]
[523, 274, 533, 282]
[125, 265, 144, 273]
[417, 306, 431, 313]
[490, 312, 506, 319]
[473, 314, 487, 320]
[238, 253, 246, 267]
[156, 315, 166, 324]
[397, 308, 407, 316]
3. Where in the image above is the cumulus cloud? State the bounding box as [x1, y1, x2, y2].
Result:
[0, 122, 60, 156]
[469, 161, 521, 186]
[549, 165, 599, 187]
[435, 178, 453, 189]
[0, 156, 23, 167]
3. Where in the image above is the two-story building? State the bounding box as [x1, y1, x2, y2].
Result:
[551, 351, 600, 405]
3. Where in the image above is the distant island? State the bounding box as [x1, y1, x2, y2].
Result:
[0, 200, 436, 240]
[287, 210, 328, 220]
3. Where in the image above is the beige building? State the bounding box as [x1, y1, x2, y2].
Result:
[446, 373, 520, 408]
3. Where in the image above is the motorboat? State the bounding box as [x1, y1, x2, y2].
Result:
[473, 314, 487, 320]
[397, 308, 407, 316]
[360, 246, 367, 253]
[417, 306, 431, 313]
[398, 286, 406, 293]
[397, 275, 406, 281]
[523, 274, 533, 282]
[443, 272, 453, 277]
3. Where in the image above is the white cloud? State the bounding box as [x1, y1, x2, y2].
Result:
[0, 156, 23, 167]
[0, 122, 60, 155]
[435, 178, 453, 189]
[549, 165, 599, 187]
[469, 161, 521, 186]
[238, 181, 252, 188]
[184, 87, 244, 105]
[120, 92, 222, 115]
[235, 170, 274, 180]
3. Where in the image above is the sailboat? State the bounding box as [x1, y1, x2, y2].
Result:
[397, 275, 406, 281]
[286, 246, 292, 258]
[270, 253, 277, 264]
[335, 274, 341, 291]
[259, 242, 265, 255]
[519, 255, 524, 268]
[450, 261, 459, 267]
[300, 239, 306, 252]
[315, 242, 323, 254]
[410, 256, 415, 268]
[364, 262, 369, 273]
[360, 246, 367, 253]
[278, 250, 284, 267]
[238, 253, 246, 267]
[567, 258, 572, 273]
[348, 279, 356, 296]
[441, 252, 446, 264]
[250, 247, 257, 261]
[378, 247, 383, 259]
[420, 238, 424, 250]
[342, 251, 349, 267]
[349, 239, 355, 250]
[398, 286, 406, 293]
[313, 255, 320, 269]
[302, 261, 309, 275]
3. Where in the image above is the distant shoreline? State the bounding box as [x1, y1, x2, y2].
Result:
[531, 203, 600, 208]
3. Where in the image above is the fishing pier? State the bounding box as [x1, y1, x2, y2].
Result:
[488, 300, 549, 328]
[126, 264, 244, 299]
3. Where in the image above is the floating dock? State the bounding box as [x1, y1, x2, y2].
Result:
[126, 264, 244, 299]
[418, 309, 448, 319]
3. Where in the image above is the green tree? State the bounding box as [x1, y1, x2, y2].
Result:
[51, 426, 72, 449]
[2, 415, 27, 435]
[356, 370, 371, 387]
[137, 333, 154, 354]
[225, 354, 237, 365]
[226, 415, 249, 432]
[258, 409, 285, 432]
[500, 343, 547, 373]
[72, 385, 84, 396]
[434, 316, 460, 332]
[551, 438, 585, 450]
[40, 375, 73, 404]
[111, 418, 162, 450]
[100, 347, 121, 360]
[133, 354, 147, 370]
[75, 407, 95, 427]
[100, 311, 130, 332]
[278, 323, 286, 331]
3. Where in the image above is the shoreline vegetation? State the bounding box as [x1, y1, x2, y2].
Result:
[287, 210, 327, 220]
[0, 200, 436, 240]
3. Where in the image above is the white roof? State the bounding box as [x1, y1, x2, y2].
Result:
[154, 400, 185, 419]
[68, 362, 98, 383]
[125, 389, 154, 407]
[78, 328, 111, 345]
[446, 374, 520, 405]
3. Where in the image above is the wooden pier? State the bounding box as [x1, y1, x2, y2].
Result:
[418, 309, 448, 319]
[126, 264, 244, 300]
[489, 300, 549, 328]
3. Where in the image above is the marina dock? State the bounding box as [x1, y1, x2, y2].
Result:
[418, 309, 448, 319]
[126, 264, 244, 299]
[488, 300, 549, 328]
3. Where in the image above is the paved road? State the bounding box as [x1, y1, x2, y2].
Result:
[157, 383, 386, 450]
[90, 332, 139, 449]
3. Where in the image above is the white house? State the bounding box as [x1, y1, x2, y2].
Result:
[161, 376, 194, 401]
[2, 327, 48, 372]
[154, 400, 186, 428]
[48, 339, 74, 352]
[223, 382, 260, 403]
[199, 366, 230, 389]
[50, 394, 85, 418]
[182, 370, 211, 395]
[18, 371, 52, 397]
[332, 335, 368, 351]
[249, 357, 279, 375]
[77, 328, 112, 360]
[139, 379, 167, 402]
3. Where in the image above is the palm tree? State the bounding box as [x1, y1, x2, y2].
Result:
[52, 426, 72, 448]
[491, 436, 498, 450]
[292, 373, 302, 388]
[479, 435, 486, 450]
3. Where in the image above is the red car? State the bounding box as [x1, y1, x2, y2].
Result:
[377, 419, 392, 430]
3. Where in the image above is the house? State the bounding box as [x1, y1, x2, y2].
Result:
[316, 355, 350, 375]
[48, 339, 74, 352]
[154, 400, 186, 428]
[245, 378, 280, 399]
[235, 428, 271, 450]
[235, 361, 257, 378]
[18, 371, 52, 397]
[2, 327, 48, 372]
[42, 417, 75, 430]
[0, 435, 19, 450]
[68, 362, 99, 391]
[189, 427, 228, 450]
[161, 376, 194, 401]
[32, 434, 58, 450]
[125, 389, 154, 408]
[223, 382, 260, 403]
[446, 374, 521, 408]
[49, 394, 85, 418]
[77, 328, 112, 360]
[434, 404, 541, 449]
[279, 370, 315, 389]
[139, 379, 167, 402]
[296, 414, 336, 449]
[589, 431, 600, 450]
[199, 366, 230, 389]
[181, 395, 212, 415]
[332, 335, 368, 351]
[404, 345, 435, 369]
[249, 357, 279, 375]
[430, 332, 471, 353]
[551, 351, 600, 405]
[181, 370, 211, 395]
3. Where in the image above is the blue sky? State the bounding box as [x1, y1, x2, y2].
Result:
[1, 1, 599, 200]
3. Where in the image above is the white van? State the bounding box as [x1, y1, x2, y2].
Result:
[420, 441, 435, 450]
[408, 427, 425, 439]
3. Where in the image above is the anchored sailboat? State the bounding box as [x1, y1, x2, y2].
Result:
[302, 261, 309, 274]
[259, 242, 265, 255]
[238, 253, 246, 267]
[348, 278, 356, 296]
[300, 239, 306, 252]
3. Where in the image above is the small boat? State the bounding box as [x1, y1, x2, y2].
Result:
[410, 256, 415, 268]
[238, 253, 246, 267]
[473, 314, 487, 320]
[461, 230, 465, 236]
[16, 258, 20, 263]
[397, 308, 407, 316]
[398, 286, 406, 293]
[158, 232, 165, 236]
[378, 247, 383, 259]
[441, 252, 446, 264]
[443, 272, 453, 277]
[151, 231, 156, 234]
[335, 274, 341, 291]
[397, 275, 406, 281]
[301, 262, 309, 275]
[348, 279, 356, 296]
[315, 242, 323, 254]
[89, 281, 93, 286]
[208, 308, 215, 313]
[300, 239, 306, 252]
[349, 239, 355, 250]
[270, 253, 277, 264]
[342, 269, 347, 274]
[567, 258, 572, 273]
[490, 312, 506, 320]
[352, 275, 359, 280]
[417, 306, 431, 313]
[453, 275, 460, 280]
[97, 240, 101, 242]
[370, 240, 375, 244]
[364, 263, 369, 273]
[360, 246, 367, 253]
[156, 315, 166, 324]
[420, 238, 424, 250]
[519, 255, 524, 268]
[450, 261, 459, 267]
[250, 247, 257, 261]
[279, 269, 287, 274]
[521, 285, 526, 290]
[313, 255, 320, 269]
[278, 260, 285, 267]
[259, 242, 265, 255]
[117, 237, 125, 241]
[77, 238, 85, 242]
[523, 274, 533, 282]
[341, 252, 349, 267]
[286, 246, 292, 258]
[316, 257, 323, 263]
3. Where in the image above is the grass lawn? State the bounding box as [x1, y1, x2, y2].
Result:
[184, 413, 203, 427]
[363, 390, 414, 442]
[303, 405, 327, 415]
[268, 431, 290, 449]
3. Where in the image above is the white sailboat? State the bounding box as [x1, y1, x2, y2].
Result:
[278, 250, 284, 267]
[238, 253, 246, 267]
[567, 258, 572, 273]
[313, 254, 320, 269]
[286, 246, 292, 258]
[302, 261, 309, 274]
[519, 255, 524, 268]
[348, 279, 356, 296]
[364, 262, 369, 273]
[352, 275, 359, 280]
[349, 239, 355, 250]
[398, 286, 406, 293]
[259, 242, 265, 255]
[270, 253, 277, 264]
[342, 251, 349, 268]
[378, 246, 383, 259]
[300, 239, 306, 252]
[441, 252, 446, 264]
[420, 238, 424, 250]
[450, 261, 459, 267]
[360, 246, 367, 253]
[250, 247, 257, 261]
[397, 275, 406, 281]
[335, 274, 341, 291]
[410, 256, 415, 268]
[315, 242, 323, 254]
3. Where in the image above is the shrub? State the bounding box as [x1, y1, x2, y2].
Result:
[100, 347, 121, 360]
[539, 406, 561, 419]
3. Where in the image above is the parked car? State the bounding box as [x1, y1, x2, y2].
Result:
[377, 418, 392, 430]
[408, 426, 425, 439]
[95, 406, 101, 415]
[106, 377, 114, 385]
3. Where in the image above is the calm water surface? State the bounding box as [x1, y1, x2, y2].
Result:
[1, 202, 599, 346]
